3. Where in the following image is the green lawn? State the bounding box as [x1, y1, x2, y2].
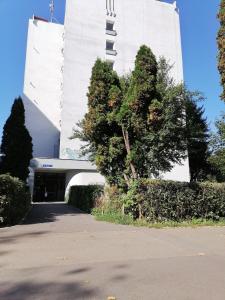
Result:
[92, 211, 225, 229]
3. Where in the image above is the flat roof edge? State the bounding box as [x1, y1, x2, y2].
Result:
[30, 158, 97, 171]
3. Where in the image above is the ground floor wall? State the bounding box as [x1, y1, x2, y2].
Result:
[65, 171, 106, 202]
[29, 168, 106, 203]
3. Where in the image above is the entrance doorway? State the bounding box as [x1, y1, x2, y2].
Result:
[33, 172, 66, 202]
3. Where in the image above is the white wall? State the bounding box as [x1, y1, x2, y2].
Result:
[65, 171, 105, 201]
[60, 0, 190, 181]
[114, 0, 183, 82]
[60, 0, 107, 159]
[23, 19, 64, 158]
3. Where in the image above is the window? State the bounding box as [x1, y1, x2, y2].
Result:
[106, 20, 117, 36]
[106, 40, 114, 51]
[106, 40, 117, 56]
[106, 21, 114, 31]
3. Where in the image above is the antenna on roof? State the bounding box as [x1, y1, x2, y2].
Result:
[49, 0, 54, 22]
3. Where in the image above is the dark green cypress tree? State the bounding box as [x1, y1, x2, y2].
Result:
[117, 48, 187, 180]
[209, 114, 225, 181]
[0, 97, 33, 181]
[117, 46, 159, 180]
[185, 90, 210, 181]
[218, 0, 225, 101]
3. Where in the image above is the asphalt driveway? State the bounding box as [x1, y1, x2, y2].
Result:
[0, 202, 225, 300]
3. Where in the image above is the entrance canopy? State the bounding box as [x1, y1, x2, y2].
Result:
[30, 158, 97, 172]
[28, 158, 105, 202]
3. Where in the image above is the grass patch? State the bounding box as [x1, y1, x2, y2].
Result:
[92, 210, 225, 229]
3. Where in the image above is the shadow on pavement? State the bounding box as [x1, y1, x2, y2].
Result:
[23, 202, 84, 225]
[0, 250, 11, 256]
[0, 231, 49, 245]
[0, 281, 99, 300]
[66, 267, 91, 275]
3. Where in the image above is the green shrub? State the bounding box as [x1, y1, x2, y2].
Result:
[0, 174, 31, 226]
[123, 179, 225, 222]
[95, 185, 124, 213]
[194, 182, 225, 220]
[68, 185, 103, 213]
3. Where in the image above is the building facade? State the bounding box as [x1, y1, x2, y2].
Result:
[23, 18, 64, 159]
[23, 0, 190, 201]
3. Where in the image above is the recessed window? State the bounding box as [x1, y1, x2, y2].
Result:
[106, 40, 117, 56]
[106, 20, 117, 36]
[106, 40, 114, 51]
[106, 21, 114, 31]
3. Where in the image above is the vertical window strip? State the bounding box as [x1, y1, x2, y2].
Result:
[106, 0, 109, 15]
[109, 0, 112, 15]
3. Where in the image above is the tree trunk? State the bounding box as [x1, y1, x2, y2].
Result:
[138, 203, 143, 219]
[122, 127, 138, 180]
[123, 173, 130, 187]
[122, 204, 125, 216]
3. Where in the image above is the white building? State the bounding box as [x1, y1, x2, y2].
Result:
[23, 0, 190, 202]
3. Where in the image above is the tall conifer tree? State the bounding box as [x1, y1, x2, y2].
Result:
[0, 97, 33, 181]
[185, 91, 210, 181]
[209, 114, 225, 181]
[117, 46, 158, 179]
[117, 49, 187, 180]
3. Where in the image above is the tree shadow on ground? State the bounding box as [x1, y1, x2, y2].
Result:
[0, 281, 99, 300]
[23, 203, 84, 225]
[65, 265, 129, 285]
[0, 266, 129, 300]
[0, 250, 11, 256]
[66, 267, 91, 275]
[0, 231, 49, 245]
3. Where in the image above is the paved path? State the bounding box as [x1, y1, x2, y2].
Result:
[0, 203, 225, 300]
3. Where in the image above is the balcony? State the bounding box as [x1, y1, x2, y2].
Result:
[106, 29, 117, 36]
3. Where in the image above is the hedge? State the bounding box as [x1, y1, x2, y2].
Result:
[68, 185, 103, 213]
[124, 180, 225, 222]
[0, 174, 31, 226]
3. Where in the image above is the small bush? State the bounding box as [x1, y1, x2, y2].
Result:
[124, 179, 225, 222]
[95, 185, 124, 213]
[68, 185, 103, 213]
[0, 174, 31, 226]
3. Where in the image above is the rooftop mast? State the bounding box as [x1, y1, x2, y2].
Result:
[49, 0, 54, 22]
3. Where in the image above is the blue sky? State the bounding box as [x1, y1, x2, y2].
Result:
[0, 0, 224, 138]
